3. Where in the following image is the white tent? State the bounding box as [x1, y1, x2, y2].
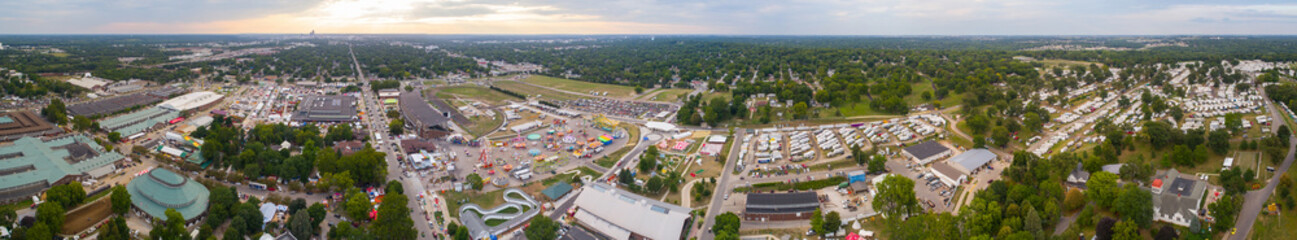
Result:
[645, 121, 677, 132]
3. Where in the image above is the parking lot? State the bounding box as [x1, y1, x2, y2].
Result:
[882, 156, 955, 213]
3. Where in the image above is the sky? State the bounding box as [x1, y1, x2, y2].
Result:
[1, 0, 1296, 35]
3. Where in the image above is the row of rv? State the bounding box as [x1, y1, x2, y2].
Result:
[747, 114, 946, 164]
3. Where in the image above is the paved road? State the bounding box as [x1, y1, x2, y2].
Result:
[349, 44, 438, 239]
[699, 128, 746, 240]
[1230, 136, 1296, 239]
[599, 128, 660, 180]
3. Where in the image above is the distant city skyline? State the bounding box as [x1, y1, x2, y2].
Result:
[1, 0, 1296, 35]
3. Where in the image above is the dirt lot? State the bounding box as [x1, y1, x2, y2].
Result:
[61, 196, 112, 235]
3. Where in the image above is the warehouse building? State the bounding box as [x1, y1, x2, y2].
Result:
[158, 91, 224, 113]
[743, 192, 821, 221]
[291, 95, 357, 122]
[378, 89, 401, 100]
[67, 92, 165, 117]
[98, 107, 179, 137]
[0, 134, 123, 203]
[573, 183, 692, 240]
[127, 168, 210, 223]
[901, 141, 951, 165]
[930, 149, 998, 187]
[0, 111, 63, 142]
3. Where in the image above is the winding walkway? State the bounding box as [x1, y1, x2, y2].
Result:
[457, 188, 541, 239]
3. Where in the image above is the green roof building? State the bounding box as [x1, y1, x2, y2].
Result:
[127, 168, 210, 222]
[0, 134, 123, 203]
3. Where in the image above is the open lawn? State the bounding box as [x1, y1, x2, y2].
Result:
[435, 85, 522, 106]
[699, 91, 732, 102]
[644, 88, 694, 102]
[522, 75, 639, 99]
[464, 110, 504, 138]
[648, 88, 700, 102]
[444, 189, 506, 218]
[493, 81, 585, 101]
[1037, 59, 1104, 68]
[836, 102, 887, 117]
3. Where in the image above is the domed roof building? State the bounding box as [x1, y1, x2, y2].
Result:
[127, 168, 210, 222]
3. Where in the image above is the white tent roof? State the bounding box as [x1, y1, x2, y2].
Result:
[645, 121, 677, 132]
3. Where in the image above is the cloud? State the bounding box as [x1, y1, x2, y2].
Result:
[1, 0, 1297, 34]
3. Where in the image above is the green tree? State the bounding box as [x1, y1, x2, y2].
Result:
[308, 203, 328, 226]
[793, 102, 809, 119]
[466, 173, 485, 190]
[98, 217, 131, 240]
[713, 212, 741, 238]
[41, 98, 68, 125]
[646, 176, 664, 193]
[524, 215, 561, 240]
[72, 115, 95, 131]
[868, 154, 887, 173]
[372, 193, 417, 240]
[638, 149, 658, 173]
[1024, 204, 1042, 237]
[1064, 188, 1085, 211]
[1208, 129, 1231, 154]
[28, 222, 53, 240]
[873, 175, 922, 221]
[387, 180, 405, 195]
[0, 207, 14, 228]
[111, 185, 131, 215]
[36, 202, 65, 235]
[389, 118, 404, 135]
[1112, 220, 1141, 240]
[454, 225, 471, 240]
[809, 209, 824, 234]
[237, 199, 264, 234]
[46, 182, 86, 208]
[823, 211, 842, 234]
[107, 132, 122, 142]
[1113, 184, 1153, 228]
[289, 209, 314, 239]
[149, 209, 191, 240]
[206, 185, 239, 224]
[1209, 195, 1242, 234]
[346, 189, 373, 221]
[1086, 171, 1120, 208]
[991, 126, 1010, 147]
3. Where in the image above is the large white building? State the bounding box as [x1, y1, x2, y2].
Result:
[1149, 169, 1208, 228]
[573, 183, 692, 240]
[159, 91, 224, 112]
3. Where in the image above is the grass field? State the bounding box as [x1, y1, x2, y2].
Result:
[444, 189, 506, 218]
[464, 110, 504, 138]
[521, 75, 639, 99]
[646, 88, 695, 102]
[435, 85, 522, 106]
[698, 91, 732, 102]
[1037, 59, 1104, 68]
[493, 81, 586, 101]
